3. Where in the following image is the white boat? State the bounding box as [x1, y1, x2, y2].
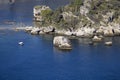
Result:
[18, 42, 24, 46]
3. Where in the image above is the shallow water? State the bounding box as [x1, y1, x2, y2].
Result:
[0, 0, 120, 80]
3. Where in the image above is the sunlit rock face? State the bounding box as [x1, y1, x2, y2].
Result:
[53, 36, 72, 50]
[33, 5, 51, 21]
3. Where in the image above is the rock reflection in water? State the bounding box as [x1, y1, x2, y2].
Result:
[78, 38, 92, 45]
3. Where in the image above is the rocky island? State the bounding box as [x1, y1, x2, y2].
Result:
[32, 0, 120, 36]
[21, 0, 120, 49]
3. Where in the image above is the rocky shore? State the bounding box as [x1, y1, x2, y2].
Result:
[17, 0, 120, 49]
[17, 24, 120, 38]
[32, 0, 120, 37]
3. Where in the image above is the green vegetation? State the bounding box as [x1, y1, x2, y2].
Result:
[52, 7, 63, 23]
[35, 0, 120, 30]
[88, 0, 120, 24]
[69, 0, 83, 12]
[41, 9, 53, 17]
[41, 9, 53, 25]
[70, 0, 83, 7]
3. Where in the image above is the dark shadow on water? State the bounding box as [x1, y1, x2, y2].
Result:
[53, 47, 72, 53]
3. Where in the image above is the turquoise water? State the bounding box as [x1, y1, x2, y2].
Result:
[0, 0, 120, 80]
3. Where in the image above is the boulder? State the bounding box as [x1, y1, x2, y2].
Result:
[105, 41, 112, 46]
[113, 29, 120, 36]
[92, 36, 102, 42]
[98, 35, 104, 39]
[43, 26, 55, 33]
[55, 29, 67, 35]
[39, 30, 45, 34]
[38, 26, 55, 34]
[75, 27, 94, 38]
[96, 28, 104, 35]
[30, 28, 40, 35]
[104, 29, 114, 37]
[53, 36, 72, 50]
[75, 29, 85, 37]
[64, 31, 73, 36]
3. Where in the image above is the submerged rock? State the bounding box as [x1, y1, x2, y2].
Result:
[105, 41, 112, 46]
[53, 36, 72, 50]
[92, 36, 102, 42]
[96, 28, 104, 35]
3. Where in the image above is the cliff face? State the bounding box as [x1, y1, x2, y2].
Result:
[33, 0, 120, 37]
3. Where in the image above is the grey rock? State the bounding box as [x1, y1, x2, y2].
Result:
[53, 36, 72, 50]
[104, 29, 114, 37]
[105, 41, 112, 46]
[30, 28, 40, 35]
[92, 36, 102, 42]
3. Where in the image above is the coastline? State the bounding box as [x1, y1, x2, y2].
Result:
[31, 0, 120, 38]
[16, 0, 120, 48]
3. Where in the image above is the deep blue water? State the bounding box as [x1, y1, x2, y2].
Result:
[0, 0, 120, 80]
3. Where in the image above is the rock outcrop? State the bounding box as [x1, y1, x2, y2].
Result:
[75, 27, 95, 38]
[30, 27, 40, 35]
[32, 0, 120, 38]
[92, 36, 102, 42]
[53, 36, 72, 50]
[33, 5, 51, 21]
[25, 0, 120, 48]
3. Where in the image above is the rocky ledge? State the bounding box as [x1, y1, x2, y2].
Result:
[20, 24, 120, 38]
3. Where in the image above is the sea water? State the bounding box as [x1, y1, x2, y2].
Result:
[0, 0, 120, 80]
